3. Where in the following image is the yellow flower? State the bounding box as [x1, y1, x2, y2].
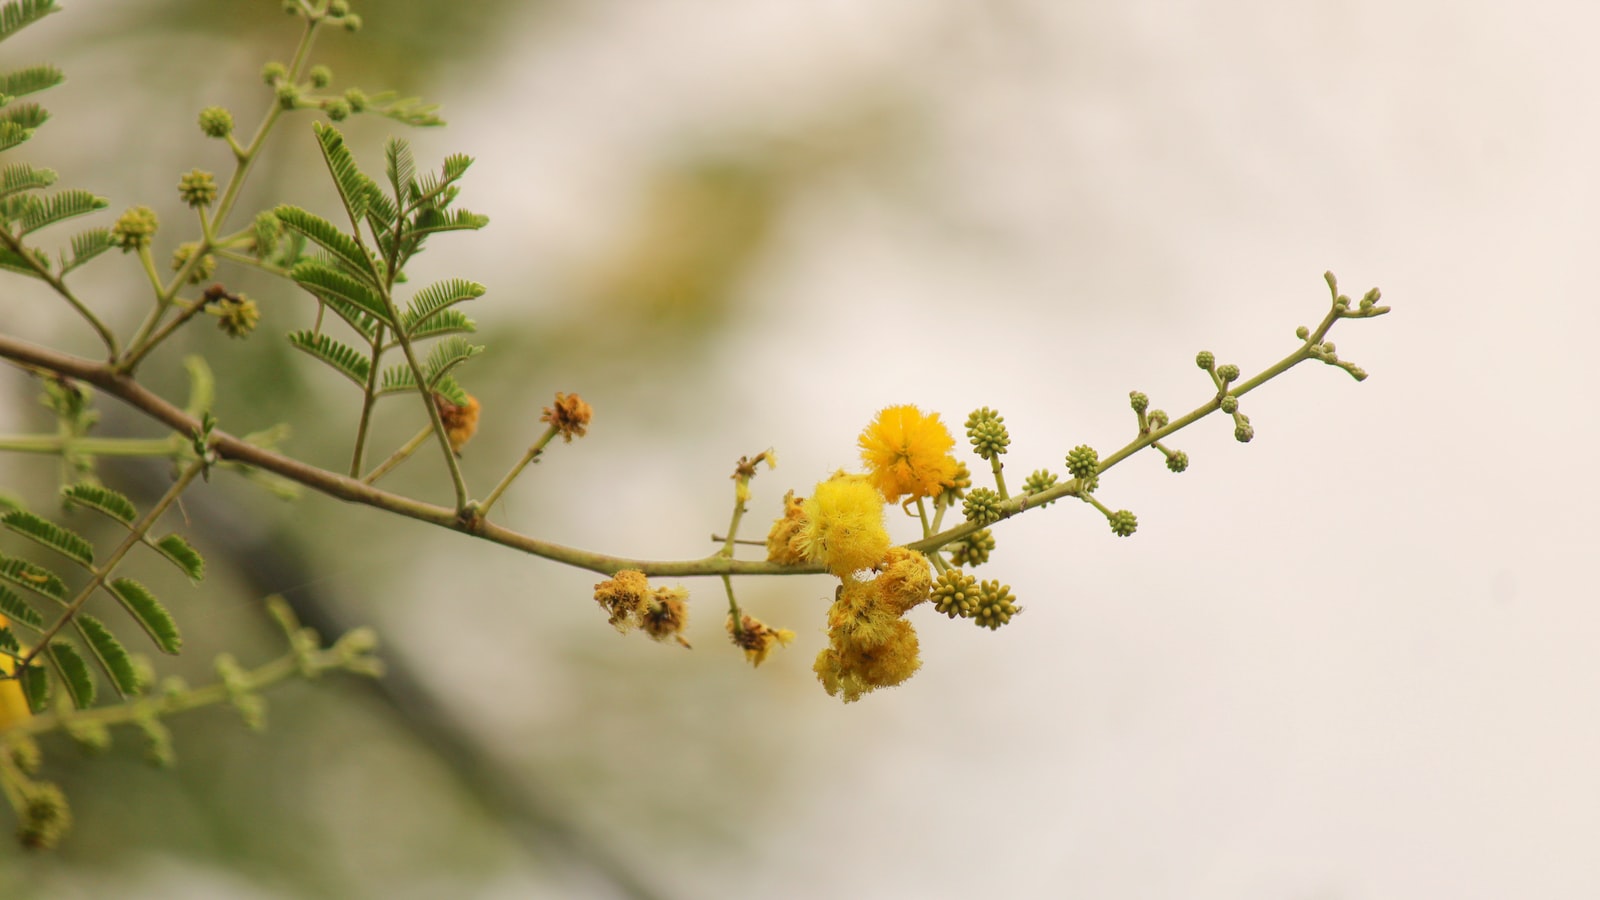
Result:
[858, 405, 959, 504]
[593, 570, 652, 632]
[874, 547, 932, 615]
[435, 392, 482, 454]
[0, 615, 31, 728]
[765, 490, 809, 565]
[727, 614, 795, 667]
[813, 617, 921, 704]
[797, 473, 890, 576]
[541, 391, 592, 442]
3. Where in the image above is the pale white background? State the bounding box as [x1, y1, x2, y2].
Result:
[11, 2, 1600, 898]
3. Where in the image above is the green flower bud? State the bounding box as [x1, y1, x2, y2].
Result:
[1148, 409, 1169, 428]
[198, 106, 234, 138]
[324, 98, 351, 121]
[1165, 450, 1189, 473]
[1065, 444, 1099, 481]
[171, 243, 216, 284]
[1129, 390, 1149, 413]
[282, 0, 299, 13]
[1195, 350, 1215, 370]
[342, 12, 362, 31]
[1360, 287, 1381, 310]
[110, 206, 158, 252]
[973, 580, 1020, 630]
[261, 61, 289, 85]
[275, 82, 301, 110]
[931, 570, 979, 619]
[1295, 325, 1310, 340]
[1107, 509, 1137, 537]
[962, 488, 1003, 526]
[1234, 421, 1254, 443]
[1219, 395, 1238, 414]
[1320, 341, 1335, 355]
[344, 87, 368, 112]
[1216, 364, 1240, 383]
[1022, 469, 1058, 507]
[309, 64, 332, 88]
[938, 460, 971, 503]
[177, 168, 217, 208]
[7, 734, 42, 774]
[329, 0, 351, 14]
[215, 295, 261, 338]
[18, 783, 71, 850]
[965, 407, 1010, 460]
[950, 528, 995, 567]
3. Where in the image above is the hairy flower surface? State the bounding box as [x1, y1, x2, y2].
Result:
[798, 473, 890, 576]
[0, 615, 29, 727]
[541, 391, 592, 442]
[728, 614, 795, 667]
[436, 392, 481, 454]
[858, 405, 959, 504]
[593, 570, 652, 632]
[765, 489, 810, 565]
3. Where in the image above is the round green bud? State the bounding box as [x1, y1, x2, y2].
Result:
[18, 783, 71, 850]
[1022, 469, 1058, 507]
[342, 12, 362, 31]
[1195, 350, 1215, 370]
[1234, 422, 1254, 443]
[1165, 450, 1189, 473]
[282, 0, 299, 13]
[7, 734, 41, 775]
[1065, 444, 1099, 481]
[1219, 395, 1238, 414]
[932, 570, 979, 619]
[1295, 325, 1310, 340]
[1320, 341, 1335, 355]
[1129, 391, 1149, 413]
[1107, 509, 1137, 537]
[198, 106, 234, 138]
[216, 295, 261, 339]
[171, 243, 217, 284]
[309, 64, 333, 88]
[261, 61, 288, 85]
[324, 98, 351, 121]
[962, 488, 1003, 526]
[344, 87, 368, 112]
[950, 528, 995, 567]
[329, 0, 351, 14]
[1147, 409, 1169, 428]
[275, 83, 300, 110]
[965, 407, 1010, 460]
[110, 206, 158, 252]
[1216, 364, 1240, 383]
[177, 168, 217, 208]
[973, 580, 1020, 630]
[1335, 294, 1351, 308]
[1361, 287, 1381, 309]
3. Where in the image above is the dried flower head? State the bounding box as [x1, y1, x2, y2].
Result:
[765, 489, 810, 565]
[642, 586, 691, 647]
[435, 392, 481, 454]
[593, 570, 652, 633]
[858, 405, 959, 504]
[728, 614, 795, 667]
[542, 391, 592, 442]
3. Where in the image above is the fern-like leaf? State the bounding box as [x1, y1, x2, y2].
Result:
[407, 206, 488, 239]
[47, 639, 94, 708]
[312, 122, 381, 226]
[377, 337, 483, 396]
[0, 161, 53, 198]
[61, 483, 136, 525]
[385, 137, 416, 208]
[76, 615, 141, 697]
[0, 119, 29, 151]
[0, 63, 60, 98]
[0, 554, 65, 602]
[0, 100, 45, 129]
[0, 241, 46, 278]
[60, 226, 112, 274]
[19, 661, 47, 712]
[401, 278, 484, 334]
[286, 330, 373, 388]
[0, 0, 59, 43]
[2, 509, 93, 567]
[153, 533, 204, 583]
[405, 308, 476, 341]
[18, 188, 108, 236]
[107, 578, 181, 654]
[289, 259, 393, 330]
[0, 583, 42, 628]
[272, 205, 379, 284]
[367, 92, 444, 127]
[0, 625, 16, 653]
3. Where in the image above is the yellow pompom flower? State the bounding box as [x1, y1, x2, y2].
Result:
[0, 615, 31, 728]
[858, 405, 959, 504]
[765, 489, 809, 565]
[813, 618, 921, 704]
[797, 473, 890, 576]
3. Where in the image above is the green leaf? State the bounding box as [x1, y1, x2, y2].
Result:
[61, 483, 136, 525]
[2, 509, 94, 567]
[366, 92, 443, 127]
[385, 137, 416, 208]
[405, 308, 475, 341]
[0, 554, 65, 602]
[0, 100, 45, 129]
[18, 188, 109, 236]
[0, 626, 16, 653]
[0, 161, 53, 198]
[0, 583, 42, 628]
[107, 578, 181, 654]
[0, 0, 58, 44]
[401, 278, 484, 334]
[153, 533, 204, 583]
[378, 336, 483, 396]
[289, 259, 393, 330]
[0, 64, 60, 98]
[0, 119, 28, 151]
[60, 226, 112, 274]
[47, 639, 94, 708]
[286, 330, 372, 388]
[312, 122, 381, 226]
[407, 206, 488, 238]
[272, 204, 379, 283]
[76, 615, 141, 697]
[0, 241, 46, 278]
[19, 661, 48, 713]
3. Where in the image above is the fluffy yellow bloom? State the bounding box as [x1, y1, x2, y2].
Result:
[765, 489, 809, 565]
[813, 617, 921, 704]
[797, 473, 890, 576]
[858, 405, 959, 504]
[874, 547, 932, 615]
[0, 615, 30, 728]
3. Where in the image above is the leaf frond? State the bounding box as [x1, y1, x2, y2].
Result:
[0, 119, 29, 151]
[0, 0, 59, 44]
[0, 161, 54, 198]
[272, 204, 379, 283]
[0, 64, 61, 98]
[312, 121, 382, 226]
[0, 626, 16, 652]
[401, 278, 484, 333]
[60, 226, 112, 273]
[0, 583, 43, 628]
[107, 578, 181, 654]
[46, 639, 94, 708]
[0, 100, 45, 129]
[2, 509, 94, 567]
[0, 554, 65, 601]
[19, 188, 109, 236]
[406, 206, 488, 239]
[289, 259, 393, 330]
[404, 308, 475, 341]
[0, 242, 48, 279]
[152, 533, 204, 583]
[385, 138, 415, 208]
[377, 336, 482, 396]
[76, 615, 141, 697]
[61, 483, 136, 525]
[286, 330, 372, 388]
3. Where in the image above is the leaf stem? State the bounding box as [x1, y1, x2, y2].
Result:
[479, 425, 558, 517]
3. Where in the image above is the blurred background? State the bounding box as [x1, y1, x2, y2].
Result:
[2, 0, 1598, 897]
